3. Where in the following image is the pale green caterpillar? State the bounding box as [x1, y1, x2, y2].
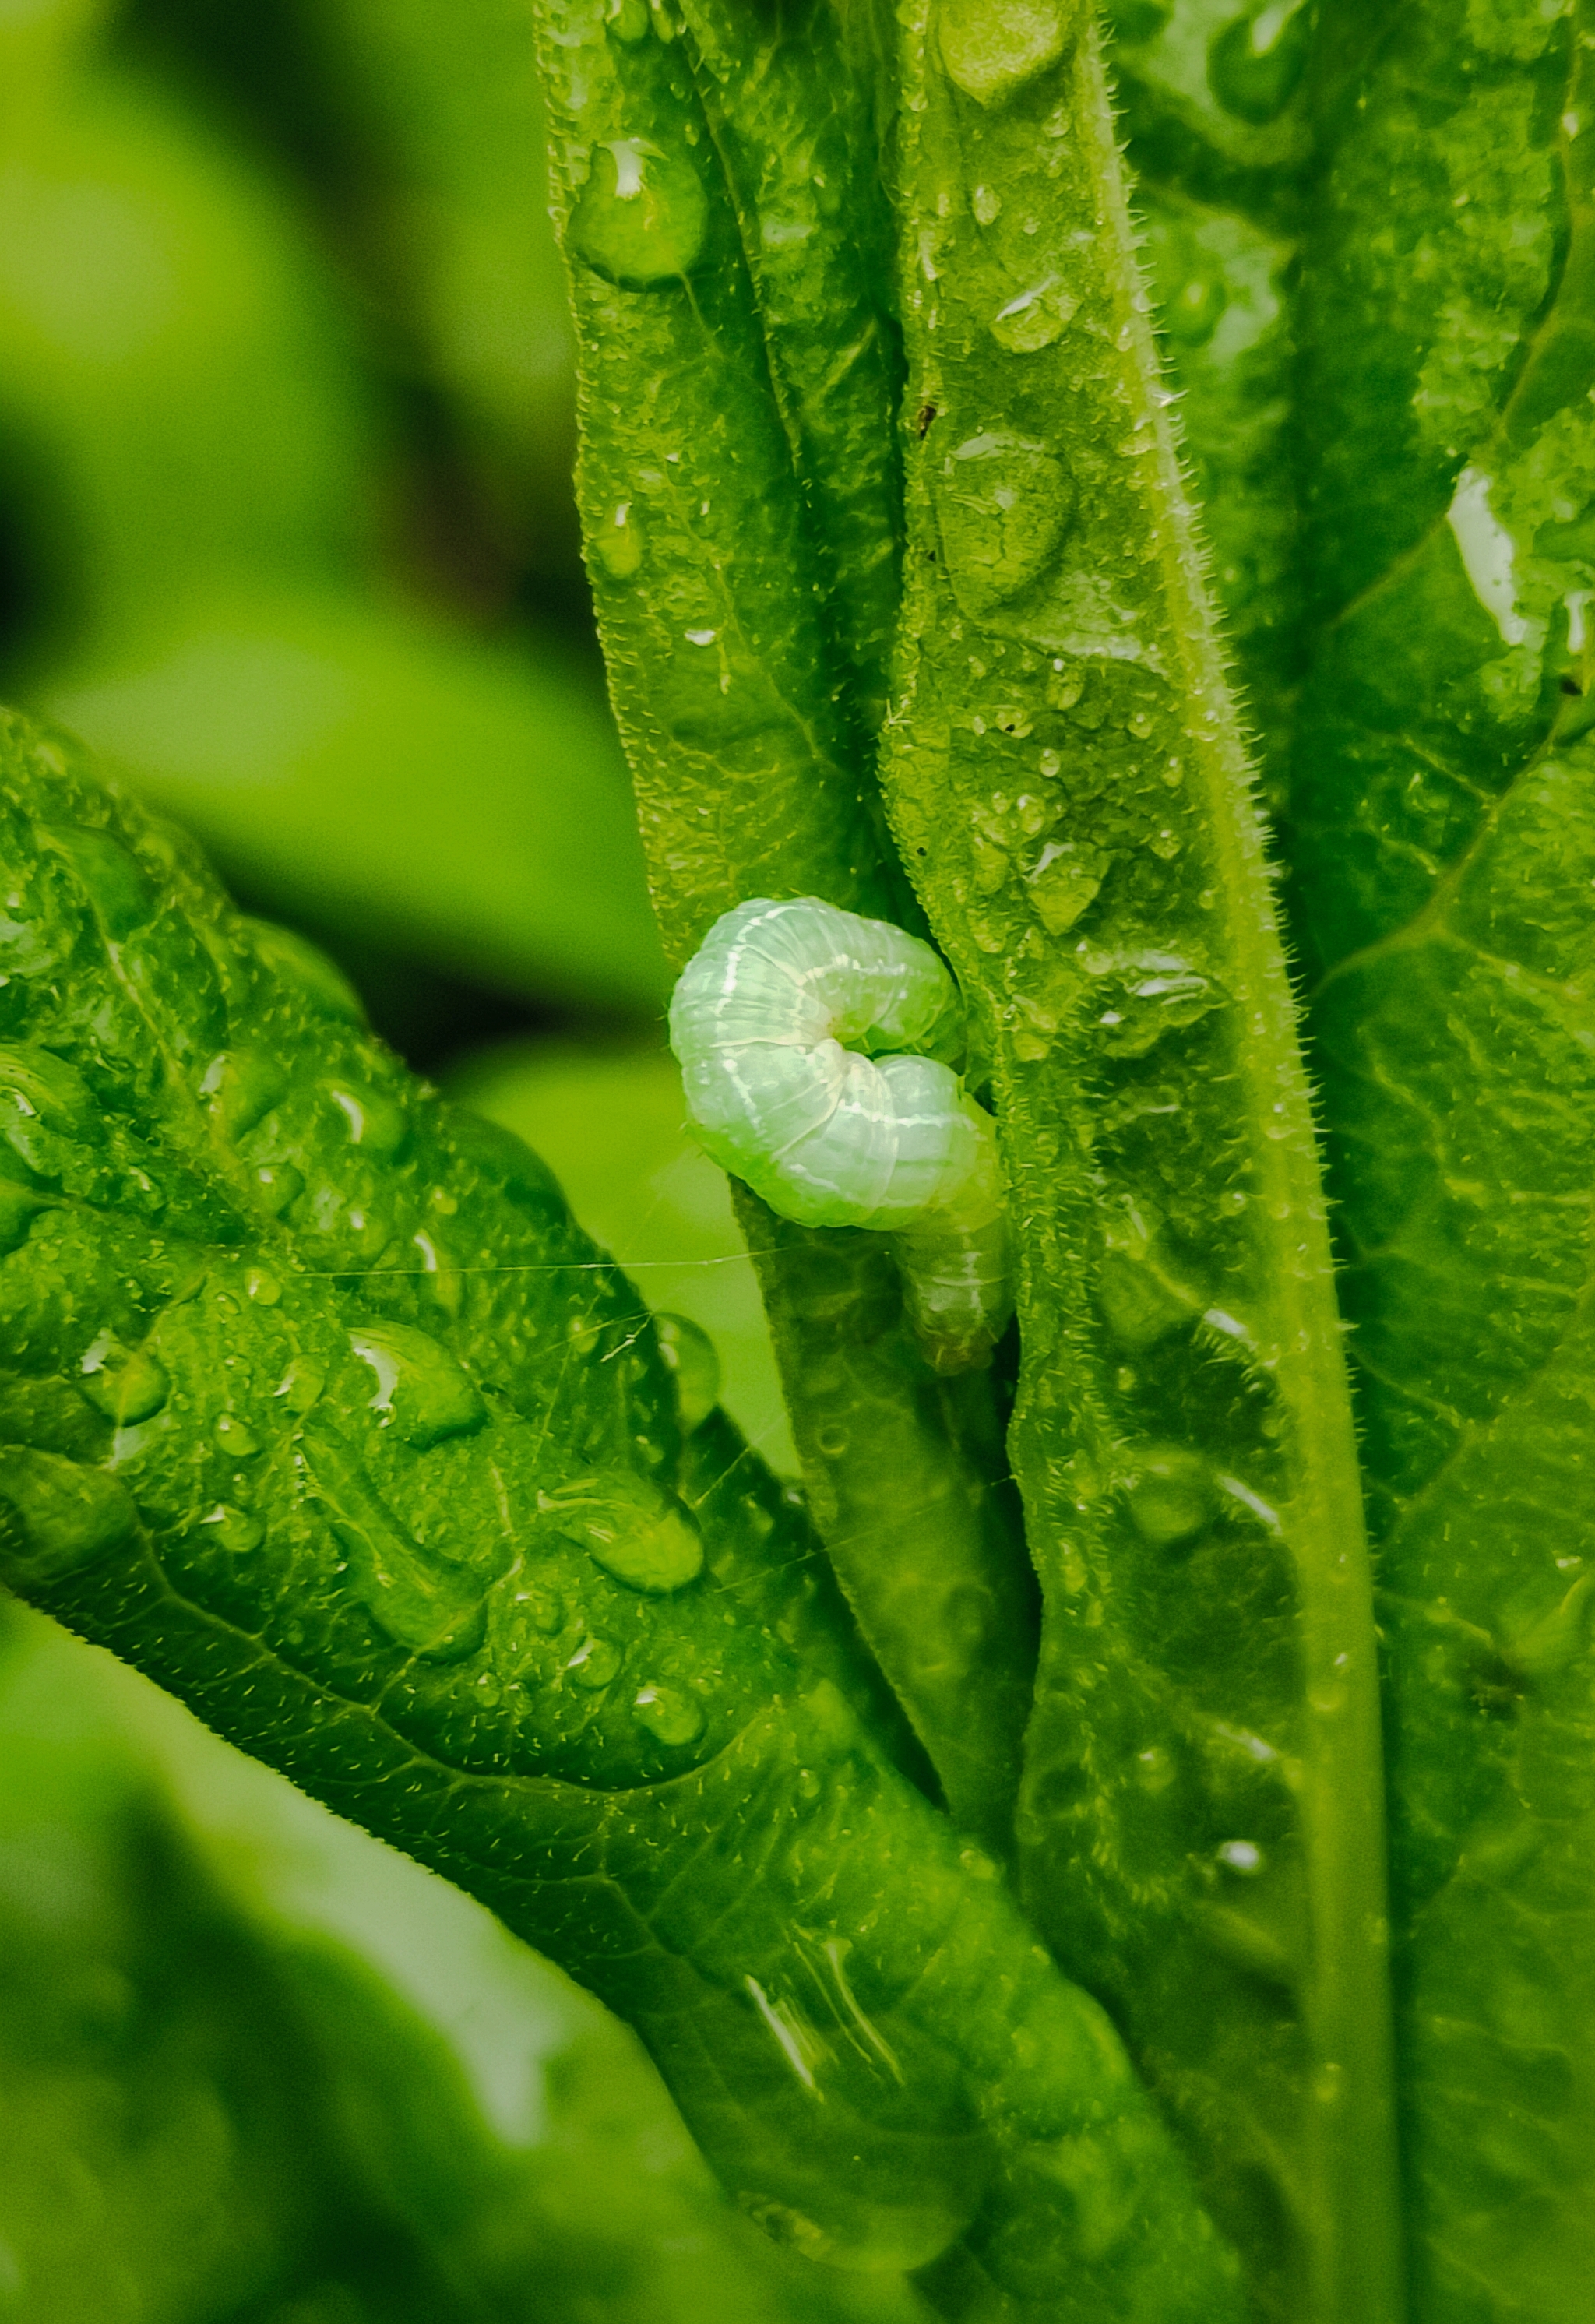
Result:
[669, 897, 1012, 1372]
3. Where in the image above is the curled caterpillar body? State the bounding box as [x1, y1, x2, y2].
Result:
[669, 897, 1012, 1371]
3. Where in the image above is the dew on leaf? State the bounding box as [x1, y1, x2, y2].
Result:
[990, 280, 1079, 354]
[935, 435, 1075, 621]
[1126, 1446, 1218, 1548]
[633, 1681, 705, 1746]
[0, 1448, 137, 1579]
[938, 0, 1072, 107]
[215, 1414, 260, 1459]
[347, 1322, 487, 1449]
[200, 1502, 264, 1555]
[566, 1633, 622, 1689]
[200, 1048, 287, 1139]
[80, 1345, 169, 1426]
[542, 1467, 705, 1593]
[595, 499, 645, 579]
[569, 138, 708, 289]
[654, 1312, 720, 1432]
[1207, 3, 1312, 126]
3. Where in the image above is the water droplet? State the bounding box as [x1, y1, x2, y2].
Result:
[347, 1322, 487, 1449]
[1044, 658, 1087, 711]
[0, 1448, 137, 1579]
[200, 1502, 264, 1554]
[475, 1669, 504, 1708]
[1135, 1744, 1176, 1792]
[326, 1083, 409, 1158]
[1217, 1838, 1263, 1874]
[816, 1422, 850, 1458]
[199, 1048, 287, 1139]
[1208, 3, 1311, 126]
[633, 1681, 705, 1746]
[274, 1357, 325, 1415]
[0, 1044, 102, 1165]
[1162, 267, 1227, 348]
[653, 1312, 720, 1432]
[239, 931, 361, 1039]
[990, 279, 1079, 354]
[43, 824, 157, 936]
[299, 1417, 484, 1660]
[939, 0, 1071, 107]
[565, 1633, 621, 1689]
[971, 183, 1002, 224]
[79, 1344, 169, 1426]
[1086, 948, 1222, 1056]
[253, 1161, 304, 1217]
[935, 435, 1075, 620]
[606, 0, 651, 38]
[569, 137, 708, 289]
[1126, 1447, 1218, 1548]
[594, 499, 644, 580]
[245, 1266, 281, 1305]
[1026, 840, 1108, 933]
[541, 1469, 705, 1593]
[215, 1414, 260, 1459]
[795, 1766, 822, 1801]
[523, 1587, 565, 1635]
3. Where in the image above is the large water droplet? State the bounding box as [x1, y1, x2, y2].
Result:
[724, 1936, 989, 2270]
[1208, 3, 1311, 126]
[565, 1633, 622, 1690]
[42, 825, 157, 936]
[653, 1312, 720, 1433]
[253, 1160, 304, 1217]
[347, 1322, 487, 1449]
[199, 1502, 264, 1555]
[569, 138, 708, 289]
[0, 1044, 102, 1169]
[1085, 948, 1222, 1056]
[300, 1418, 484, 1660]
[245, 918, 368, 1024]
[939, 0, 1071, 107]
[199, 1048, 288, 1139]
[606, 0, 652, 39]
[633, 1681, 705, 1746]
[79, 1343, 169, 1427]
[0, 1448, 137, 1580]
[1126, 1446, 1218, 1547]
[594, 499, 645, 580]
[541, 1469, 705, 1593]
[215, 1413, 261, 1459]
[935, 435, 1074, 621]
[326, 1082, 409, 1159]
[990, 279, 1079, 354]
[1026, 840, 1107, 933]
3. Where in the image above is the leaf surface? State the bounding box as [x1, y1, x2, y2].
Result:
[0, 711, 1241, 2322]
[882, 9, 1399, 2320]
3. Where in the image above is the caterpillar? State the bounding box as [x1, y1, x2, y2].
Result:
[668, 897, 1013, 1372]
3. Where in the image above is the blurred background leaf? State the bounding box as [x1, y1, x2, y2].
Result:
[0, 1598, 923, 2322]
[0, 0, 821, 2308]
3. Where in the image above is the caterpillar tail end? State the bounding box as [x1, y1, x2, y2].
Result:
[893, 1213, 1014, 1374]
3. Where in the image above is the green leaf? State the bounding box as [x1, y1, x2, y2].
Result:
[0, 710, 1241, 2322]
[532, 0, 1037, 1860]
[450, 1040, 794, 1467]
[1287, 2, 1595, 2311]
[40, 588, 670, 1009]
[882, 9, 1399, 2322]
[0, 1599, 929, 2324]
